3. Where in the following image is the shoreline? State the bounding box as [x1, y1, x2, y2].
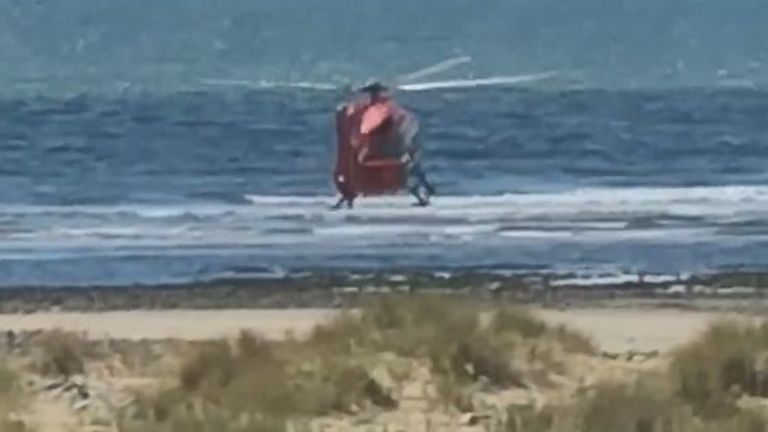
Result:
[0, 270, 768, 314]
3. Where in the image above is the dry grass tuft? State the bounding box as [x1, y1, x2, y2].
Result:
[670, 320, 768, 418]
[0, 365, 30, 432]
[121, 328, 395, 431]
[113, 295, 617, 431]
[34, 330, 91, 377]
[508, 377, 768, 432]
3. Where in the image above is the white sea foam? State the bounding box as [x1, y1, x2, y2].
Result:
[2, 185, 768, 254]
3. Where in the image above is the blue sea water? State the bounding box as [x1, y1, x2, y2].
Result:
[2, 0, 768, 286]
[3, 87, 768, 286]
[1, 0, 768, 93]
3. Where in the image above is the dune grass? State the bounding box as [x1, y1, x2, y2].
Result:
[314, 295, 595, 399]
[116, 296, 768, 432]
[571, 380, 768, 432]
[508, 378, 768, 432]
[120, 330, 394, 431]
[503, 318, 768, 432]
[117, 294, 596, 431]
[33, 330, 90, 377]
[0, 364, 29, 432]
[670, 320, 768, 418]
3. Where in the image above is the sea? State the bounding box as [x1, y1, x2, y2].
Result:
[3, 87, 768, 286]
[2, 0, 768, 287]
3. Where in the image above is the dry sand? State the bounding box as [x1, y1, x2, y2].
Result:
[0, 309, 338, 341]
[533, 307, 752, 352]
[0, 306, 747, 352]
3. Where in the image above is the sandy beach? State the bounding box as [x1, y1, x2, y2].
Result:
[0, 306, 745, 353]
[0, 293, 763, 432]
[0, 276, 766, 432]
[0, 309, 339, 341]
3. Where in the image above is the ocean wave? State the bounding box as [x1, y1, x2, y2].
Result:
[5, 184, 768, 221]
[1, 186, 768, 254]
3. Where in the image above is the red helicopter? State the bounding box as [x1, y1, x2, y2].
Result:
[329, 57, 558, 209]
[332, 80, 434, 209]
[200, 56, 557, 209]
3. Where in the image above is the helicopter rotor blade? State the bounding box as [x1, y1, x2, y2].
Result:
[396, 71, 558, 91]
[395, 55, 472, 84]
[200, 79, 340, 91]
